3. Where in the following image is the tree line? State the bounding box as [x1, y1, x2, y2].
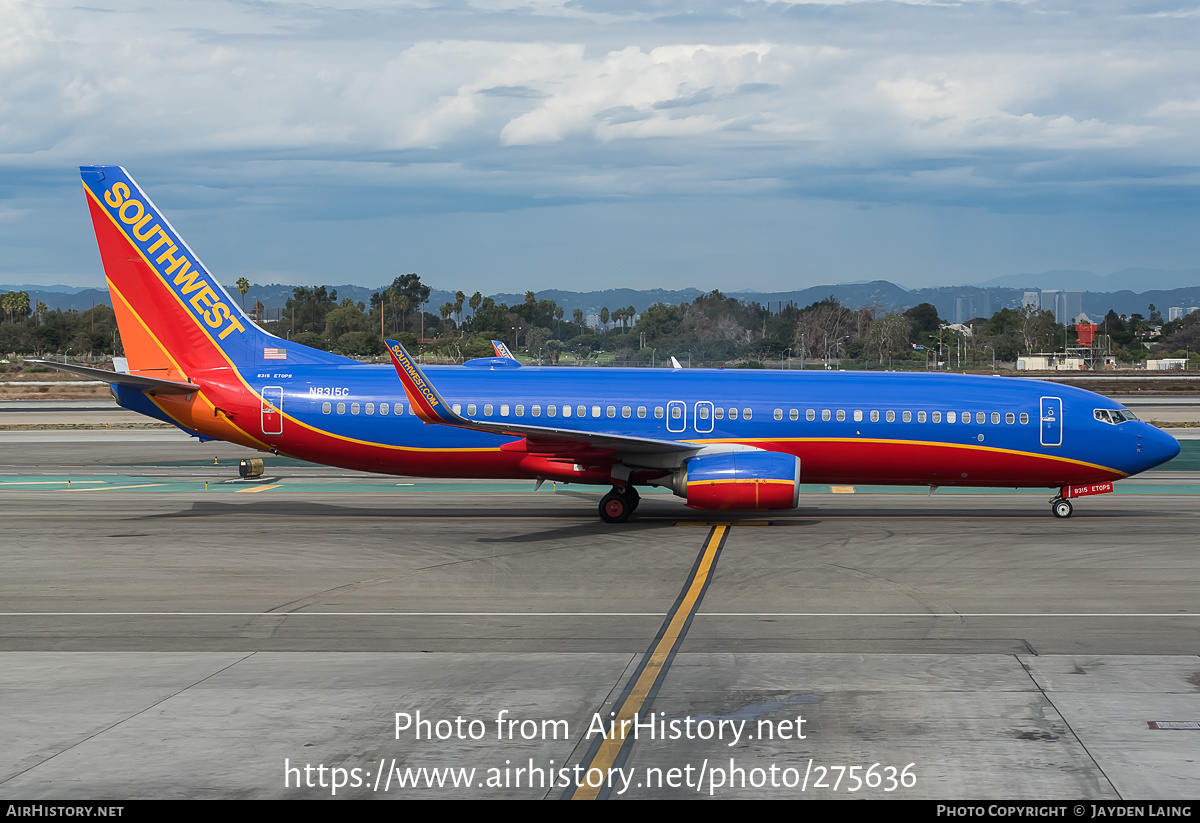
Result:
[3, 279, 1199, 369]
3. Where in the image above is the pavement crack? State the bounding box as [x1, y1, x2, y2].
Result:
[0, 652, 257, 789]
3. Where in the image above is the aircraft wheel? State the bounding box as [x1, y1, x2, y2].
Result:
[599, 490, 632, 524]
[1052, 499, 1073, 519]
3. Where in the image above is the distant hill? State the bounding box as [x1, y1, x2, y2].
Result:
[982, 267, 1200, 292]
[6, 276, 1200, 325]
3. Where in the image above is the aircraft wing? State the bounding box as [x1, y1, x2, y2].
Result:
[383, 339, 695, 457]
[28, 360, 201, 394]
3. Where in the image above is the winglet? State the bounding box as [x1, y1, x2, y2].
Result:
[491, 340, 517, 360]
[670, 356, 684, 370]
[384, 339, 462, 425]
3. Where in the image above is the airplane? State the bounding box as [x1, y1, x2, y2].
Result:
[40, 165, 1181, 523]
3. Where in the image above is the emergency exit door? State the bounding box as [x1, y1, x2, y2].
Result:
[262, 386, 283, 436]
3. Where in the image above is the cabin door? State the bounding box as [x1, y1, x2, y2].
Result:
[1039, 396, 1062, 447]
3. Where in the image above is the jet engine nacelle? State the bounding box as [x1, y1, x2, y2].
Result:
[670, 451, 801, 511]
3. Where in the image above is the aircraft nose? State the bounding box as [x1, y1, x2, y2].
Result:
[1138, 426, 1181, 471]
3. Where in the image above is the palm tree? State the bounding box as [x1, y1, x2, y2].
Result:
[395, 295, 411, 335]
[236, 277, 250, 311]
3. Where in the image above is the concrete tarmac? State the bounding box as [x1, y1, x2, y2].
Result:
[1, 428, 1199, 800]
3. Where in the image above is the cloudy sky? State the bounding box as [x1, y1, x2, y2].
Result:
[2, 0, 1198, 293]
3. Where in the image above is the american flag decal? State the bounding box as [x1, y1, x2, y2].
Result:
[264, 347, 287, 360]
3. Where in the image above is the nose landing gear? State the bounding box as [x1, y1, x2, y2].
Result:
[599, 485, 640, 523]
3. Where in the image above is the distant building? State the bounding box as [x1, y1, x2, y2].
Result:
[1146, 359, 1188, 371]
[1018, 353, 1086, 371]
[1169, 307, 1185, 322]
[1038, 290, 1082, 325]
[954, 296, 971, 324]
[1022, 291, 1040, 310]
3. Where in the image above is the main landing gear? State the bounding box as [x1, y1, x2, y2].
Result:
[1051, 496, 1073, 519]
[599, 485, 640, 524]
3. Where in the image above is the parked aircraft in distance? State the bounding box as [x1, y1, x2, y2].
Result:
[44, 166, 1181, 523]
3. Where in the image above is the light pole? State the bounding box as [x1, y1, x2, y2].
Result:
[783, 347, 792, 370]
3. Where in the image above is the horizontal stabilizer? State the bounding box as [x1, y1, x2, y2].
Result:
[29, 361, 201, 394]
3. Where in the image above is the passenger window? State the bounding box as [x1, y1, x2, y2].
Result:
[532, 405, 541, 417]
[700, 406, 711, 419]
[622, 406, 631, 418]
[932, 411, 941, 423]
[381, 403, 390, 416]
[655, 407, 665, 419]
[990, 412, 1000, 424]
[743, 408, 752, 420]
[322, 402, 331, 414]
[547, 405, 556, 417]
[854, 410, 862, 422]
[1020, 412, 1029, 425]
[790, 409, 799, 421]
[671, 406, 682, 419]
[836, 410, 845, 422]
[638, 406, 647, 418]
[591, 405, 600, 418]
[562, 405, 571, 417]
[822, 409, 831, 421]
[337, 402, 345, 414]
[962, 411, 971, 424]
[515, 405, 524, 417]
[714, 407, 724, 420]
[484, 404, 493, 416]
[774, 409, 783, 420]
[606, 406, 616, 418]
[886, 410, 895, 422]
[917, 411, 926, 423]
[902, 411, 911, 423]
[976, 412, 985, 424]
[468, 404, 477, 416]
[806, 409, 815, 421]
[729, 408, 739, 420]
[365, 403, 374, 415]
[395, 403, 404, 415]
[870, 410, 879, 422]
[1006, 412, 1015, 424]
[500, 404, 509, 416]
[351, 403, 360, 415]
[947, 411, 956, 423]
[578, 405, 587, 418]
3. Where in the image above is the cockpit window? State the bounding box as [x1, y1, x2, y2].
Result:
[1095, 408, 1138, 424]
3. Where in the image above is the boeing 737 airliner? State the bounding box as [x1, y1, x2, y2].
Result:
[43, 166, 1181, 522]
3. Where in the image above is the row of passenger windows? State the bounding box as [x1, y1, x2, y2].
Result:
[319, 400, 1030, 426]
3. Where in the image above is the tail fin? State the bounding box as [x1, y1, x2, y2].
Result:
[80, 165, 352, 378]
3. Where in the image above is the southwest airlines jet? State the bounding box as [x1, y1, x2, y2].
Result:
[45, 166, 1180, 523]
